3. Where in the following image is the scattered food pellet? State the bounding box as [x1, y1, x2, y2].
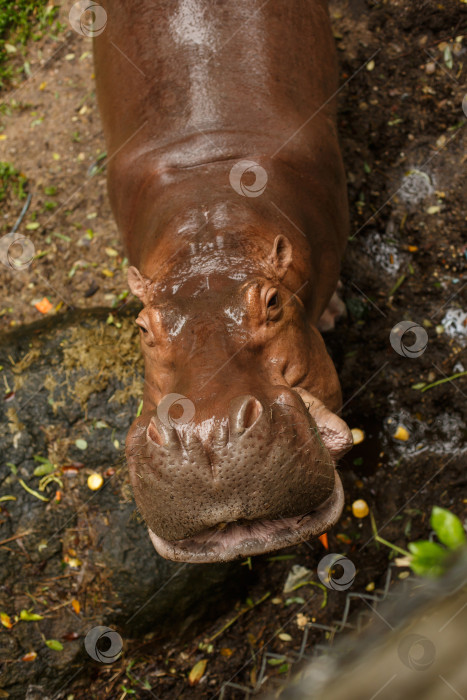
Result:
[425, 62, 435, 74]
[393, 425, 410, 441]
[87, 473, 103, 491]
[352, 499, 369, 518]
[34, 297, 53, 314]
[365, 582, 375, 592]
[271, 597, 282, 605]
[64, 556, 82, 568]
[296, 613, 309, 629]
[0, 613, 12, 629]
[318, 532, 329, 549]
[278, 633, 292, 642]
[105, 247, 119, 257]
[189, 659, 208, 686]
[336, 533, 352, 544]
[351, 428, 365, 445]
[366, 59, 375, 71]
[75, 438, 88, 450]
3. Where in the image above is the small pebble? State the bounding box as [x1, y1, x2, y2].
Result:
[352, 499, 369, 518]
[425, 62, 436, 74]
[87, 473, 104, 491]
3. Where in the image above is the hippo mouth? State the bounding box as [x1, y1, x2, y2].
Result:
[148, 471, 344, 563]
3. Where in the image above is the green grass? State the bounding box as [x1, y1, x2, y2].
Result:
[0, 161, 28, 201]
[0, 1, 60, 88]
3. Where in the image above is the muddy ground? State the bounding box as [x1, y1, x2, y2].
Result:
[0, 0, 466, 698]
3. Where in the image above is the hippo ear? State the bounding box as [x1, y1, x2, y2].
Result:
[269, 235, 292, 280]
[128, 266, 152, 304]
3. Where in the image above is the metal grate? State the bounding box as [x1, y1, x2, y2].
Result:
[219, 564, 406, 698]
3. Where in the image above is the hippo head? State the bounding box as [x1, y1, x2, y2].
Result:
[125, 230, 352, 562]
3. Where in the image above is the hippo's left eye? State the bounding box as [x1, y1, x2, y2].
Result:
[136, 320, 148, 334]
[265, 288, 281, 321]
[267, 292, 278, 308]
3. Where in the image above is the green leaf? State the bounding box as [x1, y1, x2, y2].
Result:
[268, 657, 286, 666]
[20, 609, 43, 621]
[443, 45, 453, 70]
[33, 463, 54, 477]
[430, 506, 466, 550]
[45, 639, 63, 651]
[284, 597, 305, 606]
[408, 540, 448, 578]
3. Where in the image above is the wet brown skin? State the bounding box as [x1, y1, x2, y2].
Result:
[93, 0, 352, 562]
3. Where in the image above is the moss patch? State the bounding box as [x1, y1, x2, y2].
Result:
[60, 318, 144, 407]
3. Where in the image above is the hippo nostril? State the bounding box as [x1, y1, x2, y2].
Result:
[147, 418, 165, 446]
[230, 395, 263, 435]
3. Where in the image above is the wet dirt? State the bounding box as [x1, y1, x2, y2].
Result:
[0, 0, 466, 698]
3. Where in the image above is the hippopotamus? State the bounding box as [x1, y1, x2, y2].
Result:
[93, 0, 352, 562]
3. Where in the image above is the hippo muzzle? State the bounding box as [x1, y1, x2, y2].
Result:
[127, 385, 351, 563]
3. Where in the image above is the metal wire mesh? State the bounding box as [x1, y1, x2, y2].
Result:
[219, 564, 404, 699]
